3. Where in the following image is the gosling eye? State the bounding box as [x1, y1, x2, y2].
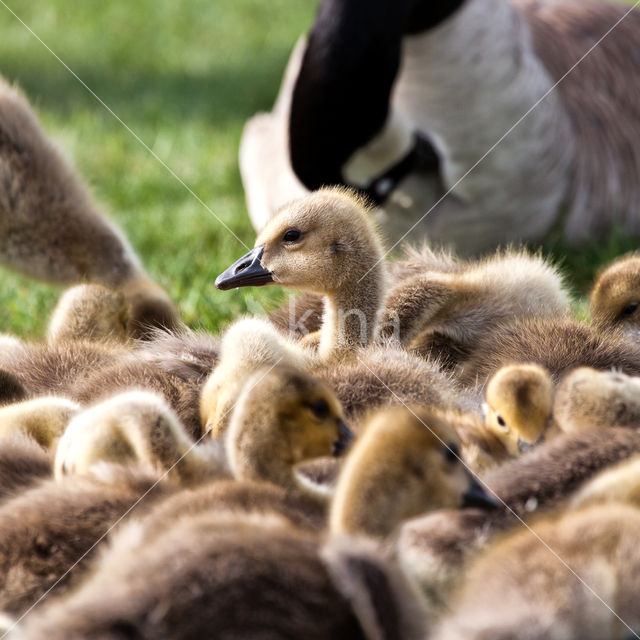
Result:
[442, 443, 460, 464]
[621, 302, 639, 317]
[496, 414, 510, 433]
[283, 229, 302, 243]
[309, 399, 330, 420]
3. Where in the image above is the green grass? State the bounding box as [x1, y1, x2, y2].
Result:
[0, 0, 318, 338]
[0, 0, 635, 338]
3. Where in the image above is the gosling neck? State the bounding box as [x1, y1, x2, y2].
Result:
[318, 261, 387, 361]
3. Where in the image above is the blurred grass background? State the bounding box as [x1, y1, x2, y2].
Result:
[0, 0, 635, 337]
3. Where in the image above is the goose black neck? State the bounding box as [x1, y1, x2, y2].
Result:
[289, 0, 466, 192]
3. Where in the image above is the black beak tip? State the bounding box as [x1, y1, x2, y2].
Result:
[332, 420, 354, 457]
[215, 246, 273, 290]
[462, 478, 500, 511]
[517, 437, 534, 454]
[214, 273, 231, 290]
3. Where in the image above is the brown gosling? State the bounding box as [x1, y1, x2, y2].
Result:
[433, 502, 640, 640]
[222, 364, 351, 491]
[329, 404, 498, 539]
[17, 515, 427, 640]
[553, 366, 640, 433]
[47, 284, 129, 345]
[54, 390, 219, 484]
[590, 252, 640, 338]
[0, 340, 208, 439]
[381, 250, 570, 369]
[215, 187, 387, 361]
[199, 316, 309, 437]
[0, 396, 79, 451]
[203, 315, 463, 433]
[133, 325, 220, 381]
[0, 336, 202, 440]
[458, 316, 640, 387]
[266, 243, 460, 340]
[59, 366, 351, 495]
[394, 426, 640, 611]
[0, 374, 349, 618]
[0, 76, 179, 340]
[0, 467, 171, 617]
[0, 339, 130, 399]
[483, 363, 556, 454]
[0, 434, 51, 502]
[0, 368, 28, 406]
[569, 454, 640, 510]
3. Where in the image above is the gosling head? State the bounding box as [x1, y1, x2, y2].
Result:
[200, 317, 310, 438]
[330, 405, 499, 539]
[591, 253, 640, 337]
[47, 284, 129, 345]
[226, 364, 353, 491]
[216, 188, 387, 358]
[54, 390, 218, 482]
[483, 363, 554, 455]
[216, 187, 384, 294]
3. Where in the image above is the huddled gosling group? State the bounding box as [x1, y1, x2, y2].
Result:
[0, 183, 638, 639]
[1, 82, 640, 637]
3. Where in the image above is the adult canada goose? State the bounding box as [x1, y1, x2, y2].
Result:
[590, 253, 640, 338]
[457, 317, 640, 387]
[433, 502, 640, 639]
[241, 0, 640, 254]
[17, 516, 427, 640]
[0, 75, 178, 338]
[329, 405, 499, 539]
[47, 284, 130, 345]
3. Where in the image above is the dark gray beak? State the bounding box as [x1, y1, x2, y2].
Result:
[518, 437, 535, 454]
[462, 476, 500, 511]
[215, 246, 273, 290]
[332, 420, 354, 457]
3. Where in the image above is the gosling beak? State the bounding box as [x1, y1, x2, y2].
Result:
[517, 437, 534, 454]
[215, 246, 273, 290]
[462, 476, 500, 511]
[332, 420, 354, 457]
